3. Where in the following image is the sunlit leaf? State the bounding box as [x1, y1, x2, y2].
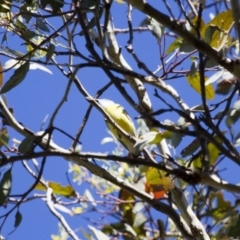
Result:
[234, 132, 240, 147]
[0, 0, 12, 13]
[71, 207, 83, 214]
[84, 189, 96, 207]
[166, 38, 182, 54]
[134, 129, 171, 152]
[133, 212, 147, 227]
[147, 17, 165, 40]
[201, 9, 233, 50]
[205, 69, 224, 86]
[186, 72, 215, 100]
[192, 134, 224, 168]
[35, 181, 76, 198]
[101, 137, 114, 144]
[206, 192, 232, 221]
[3, 60, 52, 74]
[88, 225, 110, 240]
[115, 0, 125, 3]
[225, 100, 240, 128]
[145, 167, 174, 199]
[54, 204, 73, 215]
[119, 189, 135, 213]
[0, 128, 9, 147]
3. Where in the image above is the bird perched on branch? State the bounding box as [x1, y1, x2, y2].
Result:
[97, 99, 139, 156]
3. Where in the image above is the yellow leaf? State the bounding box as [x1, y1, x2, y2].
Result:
[35, 181, 76, 198]
[192, 134, 223, 168]
[71, 207, 83, 214]
[166, 37, 183, 54]
[51, 235, 60, 240]
[201, 10, 233, 50]
[0, 128, 9, 148]
[119, 189, 135, 213]
[186, 72, 215, 100]
[115, 0, 125, 3]
[145, 167, 174, 198]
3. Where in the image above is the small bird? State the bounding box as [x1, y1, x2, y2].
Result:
[97, 99, 138, 156]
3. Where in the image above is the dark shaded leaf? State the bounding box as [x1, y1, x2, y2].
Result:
[36, 19, 50, 32]
[40, 0, 64, 13]
[46, 44, 55, 62]
[181, 138, 200, 157]
[18, 135, 35, 154]
[14, 211, 22, 228]
[0, 169, 12, 206]
[0, 61, 29, 94]
[216, 78, 236, 95]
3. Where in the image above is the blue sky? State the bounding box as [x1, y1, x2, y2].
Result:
[1, 1, 239, 239]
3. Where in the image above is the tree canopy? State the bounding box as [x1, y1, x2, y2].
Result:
[0, 0, 240, 240]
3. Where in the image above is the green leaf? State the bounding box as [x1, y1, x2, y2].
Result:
[167, 16, 205, 54]
[1, 32, 7, 44]
[226, 214, 240, 237]
[181, 138, 200, 157]
[186, 72, 215, 100]
[80, 0, 98, 10]
[20, 3, 33, 23]
[170, 132, 182, 148]
[88, 225, 110, 240]
[133, 212, 147, 227]
[1, 61, 30, 94]
[215, 78, 236, 95]
[18, 135, 35, 154]
[40, 0, 64, 13]
[234, 132, 240, 147]
[46, 44, 55, 62]
[35, 181, 76, 198]
[225, 100, 240, 127]
[166, 38, 182, 54]
[87, 7, 103, 30]
[201, 10, 233, 50]
[147, 17, 164, 40]
[36, 19, 50, 32]
[0, 0, 12, 13]
[0, 128, 9, 147]
[146, 167, 174, 198]
[0, 169, 12, 206]
[14, 211, 22, 228]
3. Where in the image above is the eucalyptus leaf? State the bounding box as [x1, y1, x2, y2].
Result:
[1, 61, 30, 94]
[18, 135, 35, 154]
[14, 211, 22, 228]
[0, 169, 12, 206]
